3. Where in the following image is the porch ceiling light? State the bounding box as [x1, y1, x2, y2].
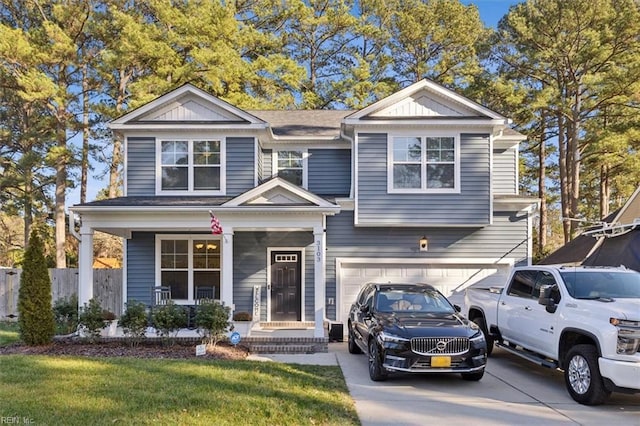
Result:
[419, 236, 428, 252]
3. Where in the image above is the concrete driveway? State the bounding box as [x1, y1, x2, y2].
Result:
[333, 343, 640, 426]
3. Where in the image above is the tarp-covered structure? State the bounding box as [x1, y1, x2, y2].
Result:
[538, 186, 640, 272]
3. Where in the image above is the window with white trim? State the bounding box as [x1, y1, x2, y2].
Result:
[389, 135, 458, 192]
[273, 150, 307, 187]
[159, 139, 223, 194]
[159, 236, 221, 302]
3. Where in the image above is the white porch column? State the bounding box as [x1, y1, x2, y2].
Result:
[78, 227, 94, 309]
[313, 224, 326, 338]
[221, 228, 234, 310]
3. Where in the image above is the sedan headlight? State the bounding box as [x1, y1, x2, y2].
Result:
[610, 318, 640, 355]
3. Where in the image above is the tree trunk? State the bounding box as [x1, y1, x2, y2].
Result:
[600, 165, 610, 218]
[538, 115, 547, 253]
[569, 88, 581, 238]
[55, 95, 68, 268]
[81, 62, 89, 204]
[557, 112, 570, 243]
[108, 70, 129, 199]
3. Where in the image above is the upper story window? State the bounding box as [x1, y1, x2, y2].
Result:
[273, 149, 307, 188]
[158, 139, 224, 194]
[388, 134, 459, 193]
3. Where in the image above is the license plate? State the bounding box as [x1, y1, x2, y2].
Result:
[431, 356, 451, 367]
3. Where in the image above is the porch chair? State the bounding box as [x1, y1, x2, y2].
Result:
[153, 286, 172, 306]
[195, 286, 215, 304]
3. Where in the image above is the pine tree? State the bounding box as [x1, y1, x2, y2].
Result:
[18, 229, 56, 345]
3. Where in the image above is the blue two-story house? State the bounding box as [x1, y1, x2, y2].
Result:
[71, 79, 537, 338]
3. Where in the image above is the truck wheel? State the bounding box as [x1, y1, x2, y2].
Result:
[473, 317, 493, 356]
[368, 339, 388, 381]
[347, 325, 362, 354]
[564, 345, 611, 405]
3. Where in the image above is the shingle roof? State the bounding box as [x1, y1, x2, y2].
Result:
[75, 194, 344, 208]
[248, 110, 353, 137]
[76, 196, 233, 208]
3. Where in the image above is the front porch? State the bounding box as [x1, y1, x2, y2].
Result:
[102, 321, 333, 354]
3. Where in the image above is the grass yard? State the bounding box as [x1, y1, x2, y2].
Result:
[0, 321, 19, 346]
[0, 323, 359, 425]
[0, 355, 359, 425]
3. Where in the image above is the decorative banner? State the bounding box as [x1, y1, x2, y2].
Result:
[253, 285, 261, 321]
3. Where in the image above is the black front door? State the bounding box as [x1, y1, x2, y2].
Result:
[270, 251, 301, 321]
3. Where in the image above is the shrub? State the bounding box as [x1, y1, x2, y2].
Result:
[232, 311, 252, 321]
[102, 310, 117, 321]
[118, 301, 149, 347]
[18, 230, 56, 345]
[151, 301, 187, 343]
[52, 294, 79, 335]
[78, 298, 108, 342]
[195, 300, 231, 347]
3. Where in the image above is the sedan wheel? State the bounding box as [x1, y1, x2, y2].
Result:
[347, 326, 362, 354]
[368, 339, 388, 381]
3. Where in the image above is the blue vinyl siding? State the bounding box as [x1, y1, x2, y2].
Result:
[126, 232, 156, 305]
[356, 133, 490, 225]
[494, 147, 517, 194]
[126, 137, 156, 196]
[233, 231, 314, 321]
[308, 149, 351, 196]
[323, 210, 528, 319]
[227, 137, 255, 196]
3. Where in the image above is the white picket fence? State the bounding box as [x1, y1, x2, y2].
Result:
[0, 268, 123, 320]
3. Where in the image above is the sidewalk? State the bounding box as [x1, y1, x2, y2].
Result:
[246, 346, 340, 366]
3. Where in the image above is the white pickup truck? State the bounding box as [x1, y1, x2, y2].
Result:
[462, 265, 640, 405]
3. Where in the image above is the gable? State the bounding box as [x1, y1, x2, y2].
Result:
[143, 95, 245, 122]
[109, 84, 265, 130]
[345, 78, 508, 124]
[369, 92, 480, 118]
[223, 177, 339, 209]
[244, 187, 314, 206]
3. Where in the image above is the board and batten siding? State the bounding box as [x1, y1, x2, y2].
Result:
[233, 231, 314, 321]
[226, 137, 256, 196]
[126, 137, 156, 196]
[126, 232, 156, 305]
[308, 148, 351, 196]
[323, 210, 529, 319]
[356, 133, 490, 225]
[493, 147, 517, 195]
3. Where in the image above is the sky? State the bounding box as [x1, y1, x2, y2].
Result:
[66, 0, 521, 208]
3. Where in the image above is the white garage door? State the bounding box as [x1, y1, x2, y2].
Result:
[337, 259, 512, 324]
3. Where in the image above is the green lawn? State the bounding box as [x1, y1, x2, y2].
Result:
[0, 321, 19, 346]
[0, 321, 359, 426]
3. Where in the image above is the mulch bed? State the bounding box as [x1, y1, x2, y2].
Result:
[0, 337, 249, 360]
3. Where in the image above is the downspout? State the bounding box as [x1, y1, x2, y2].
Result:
[340, 129, 355, 199]
[68, 208, 81, 241]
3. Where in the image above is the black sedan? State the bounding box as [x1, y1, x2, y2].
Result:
[347, 282, 487, 381]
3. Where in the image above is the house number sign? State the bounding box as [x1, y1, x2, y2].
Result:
[316, 240, 322, 263]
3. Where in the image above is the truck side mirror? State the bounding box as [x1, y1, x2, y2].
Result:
[538, 285, 558, 313]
